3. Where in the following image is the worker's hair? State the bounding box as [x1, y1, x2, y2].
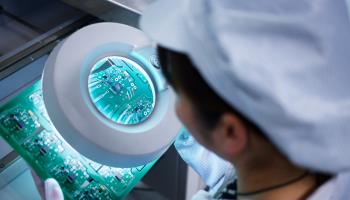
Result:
[157, 46, 260, 133]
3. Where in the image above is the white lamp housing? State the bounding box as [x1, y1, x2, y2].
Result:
[42, 22, 181, 168]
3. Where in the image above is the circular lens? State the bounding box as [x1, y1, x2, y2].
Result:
[88, 56, 156, 125]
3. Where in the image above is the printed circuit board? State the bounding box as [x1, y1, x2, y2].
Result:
[0, 80, 157, 200]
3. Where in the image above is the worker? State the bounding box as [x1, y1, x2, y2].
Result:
[142, 0, 350, 199]
[34, 0, 350, 199]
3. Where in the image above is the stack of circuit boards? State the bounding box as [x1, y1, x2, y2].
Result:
[0, 81, 157, 200]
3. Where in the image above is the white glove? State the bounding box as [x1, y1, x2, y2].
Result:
[174, 128, 235, 191]
[191, 190, 213, 200]
[31, 171, 64, 200]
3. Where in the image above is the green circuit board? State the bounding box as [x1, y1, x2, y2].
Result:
[0, 80, 157, 200]
[88, 56, 156, 125]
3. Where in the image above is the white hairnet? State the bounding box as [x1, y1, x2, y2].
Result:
[141, 0, 350, 173]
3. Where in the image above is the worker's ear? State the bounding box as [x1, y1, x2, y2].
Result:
[210, 113, 248, 160]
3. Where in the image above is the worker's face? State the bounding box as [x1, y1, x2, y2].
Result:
[175, 93, 215, 151]
[175, 91, 248, 163]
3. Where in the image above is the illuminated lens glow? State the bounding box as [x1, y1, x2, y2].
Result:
[88, 56, 156, 125]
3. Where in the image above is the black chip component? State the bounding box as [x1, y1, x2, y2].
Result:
[66, 174, 76, 183]
[39, 147, 47, 156]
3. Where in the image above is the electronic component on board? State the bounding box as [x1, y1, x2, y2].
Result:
[0, 108, 41, 142]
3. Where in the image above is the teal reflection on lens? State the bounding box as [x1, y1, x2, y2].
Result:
[88, 56, 156, 125]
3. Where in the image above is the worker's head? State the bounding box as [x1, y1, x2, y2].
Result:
[142, 0, 350, 173]
[157, 46, 281, 167]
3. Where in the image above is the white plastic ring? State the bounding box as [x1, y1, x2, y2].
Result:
[42, 23, 181, 167]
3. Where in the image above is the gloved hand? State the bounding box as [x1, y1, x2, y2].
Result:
[191, 190, 213, 200]
[174, 128, 235, 194]
[31, 170, 64, 200]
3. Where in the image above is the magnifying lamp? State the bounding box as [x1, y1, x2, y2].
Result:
[42, 22, 181, 168]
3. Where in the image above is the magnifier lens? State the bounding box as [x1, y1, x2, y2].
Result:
[88, 56, 156, 125]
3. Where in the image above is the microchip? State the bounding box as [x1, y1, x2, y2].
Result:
[66, 174, 76, 183]
[11, 114, 25, 130]
[114, 175, 121, 181]
[39, 147, 47, 155]
[111, 83, 122, 94]
[87, 177, 94, 182]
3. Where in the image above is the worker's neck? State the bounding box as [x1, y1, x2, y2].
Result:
[233, 156, 317, 200]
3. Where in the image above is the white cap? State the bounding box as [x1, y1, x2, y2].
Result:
[141, 0, 350, 173]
